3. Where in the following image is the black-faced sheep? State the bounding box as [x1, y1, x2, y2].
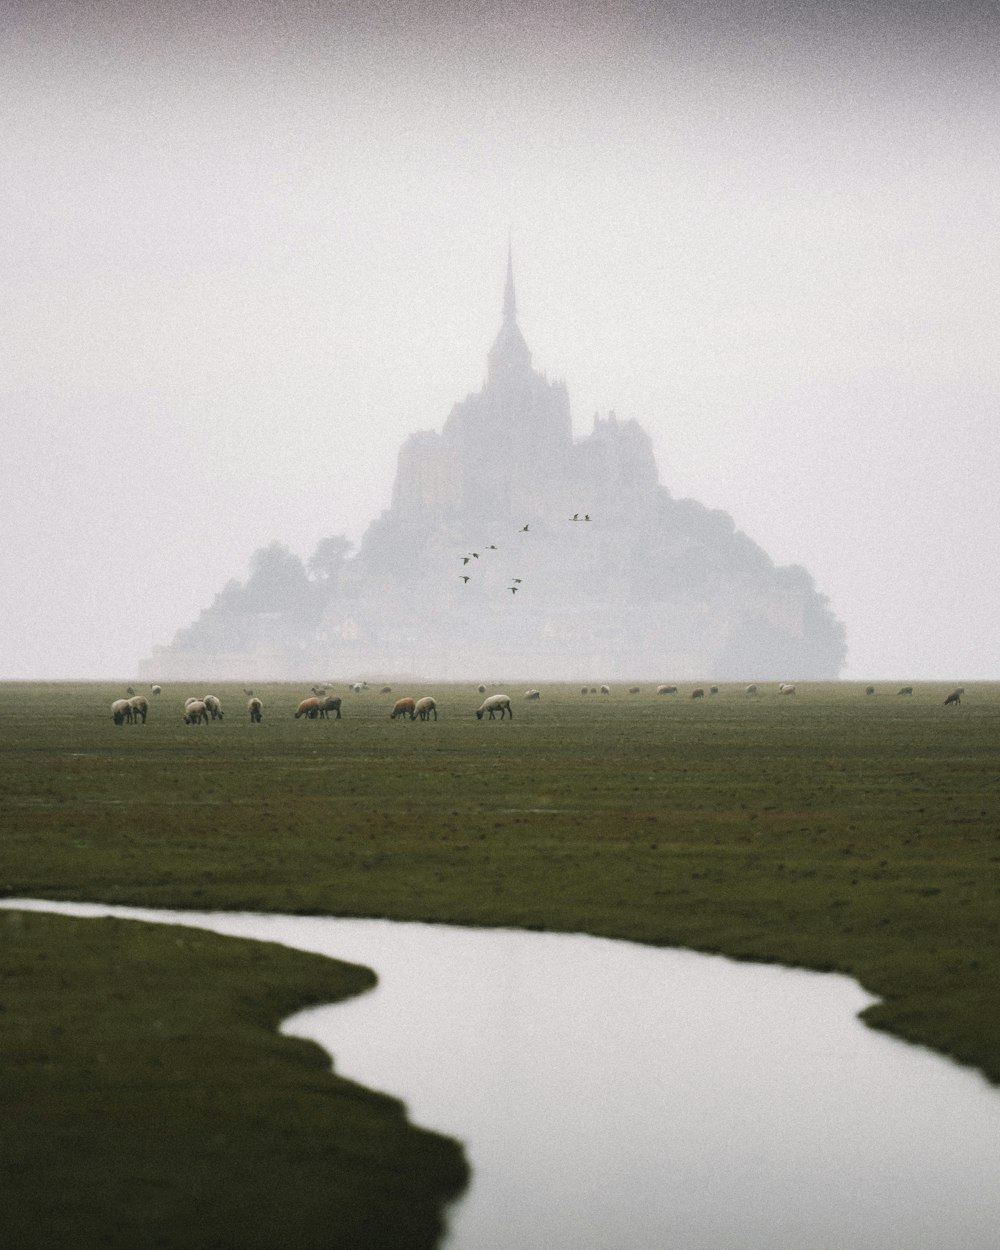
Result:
[476, 694, 513, 720]
[294, 697, 322, 719]
[184, 700, 209, 725]
[415, 696, 437, 721]
[248, 697, 263, 722]
[203, 695, 224, 720]
[390, 697, 417, 720]
[318, 695, 342, 719]
[111, 698, 132, 725]
[944, 687, 964, 706]
[127, 695, 148, 724]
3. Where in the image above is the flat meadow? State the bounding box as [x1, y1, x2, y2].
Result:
[2, 679, 999, 1247]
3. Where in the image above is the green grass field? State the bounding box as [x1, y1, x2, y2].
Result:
[2, 679, 999, 1247]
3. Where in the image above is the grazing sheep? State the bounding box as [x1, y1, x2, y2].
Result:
[390, 697, 417, 721]
[709, 686, 719, 695]
[865, 686, 876, 696]
[203, 694, 224, 721]
[380, 686, 392, 694]
[150, 684, 162, 695]
[110, 698, 132, 725]
[590, 687, 598, 694]
[127, 695, 148, 724]
[415, 696, 438, 721]
[248, 697, 263, 723]
[524, 689, 541, 700]
[318, 695, 342, 719]
[779, 684, 797, 695]
[600, 685, 610, 695]
[690, 688, 705, 699]
[294, 697, 322, 720]
[656, 685, 677, 695]
[897, 686, 913, 695]
[184, 700, 209, 725]
[311, 684, 327, 697]
[476, 694, 513, 720]
[581, 687, 589, 695]
[944, 687, 965, 706]
[745, 684, 758, 695]
[628, 686, 641, 694]
[126, 686, 135, 696]
[477, 685, 487, 694]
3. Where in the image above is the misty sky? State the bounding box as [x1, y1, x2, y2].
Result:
[3, 1, 998, 680]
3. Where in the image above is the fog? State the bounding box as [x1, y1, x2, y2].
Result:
[3, 2, 998, 680]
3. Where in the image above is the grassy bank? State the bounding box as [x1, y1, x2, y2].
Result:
[2, 679, 999, 1245]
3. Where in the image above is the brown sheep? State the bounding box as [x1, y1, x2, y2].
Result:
[390, 697, 417, 721]
[294, 697, 322, 720]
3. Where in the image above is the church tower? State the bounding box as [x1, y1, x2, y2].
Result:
[486, 243, 533, 384]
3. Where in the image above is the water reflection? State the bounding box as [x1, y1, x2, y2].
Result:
[5, 900, 1000, 1249]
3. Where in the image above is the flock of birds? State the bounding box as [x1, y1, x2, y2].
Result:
[456, 513, 593, 594]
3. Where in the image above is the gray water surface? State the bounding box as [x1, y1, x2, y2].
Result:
[5, 899, 1000, 1249]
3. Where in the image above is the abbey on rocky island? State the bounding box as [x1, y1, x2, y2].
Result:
[141, 251, 845, 682]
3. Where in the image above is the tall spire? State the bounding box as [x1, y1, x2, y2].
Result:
[488, 240, 532, 383]
[503, 236, 517, 324]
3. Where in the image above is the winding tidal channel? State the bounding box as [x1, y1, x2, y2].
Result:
[5, 899, 1000, 1249]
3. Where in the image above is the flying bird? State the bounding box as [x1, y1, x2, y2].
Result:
[570, 513, 579, 521]
[460, 575, 471, 583]
[519, 524, 529, 532]
[509, 586, 518, 594]
[511, 577, 522, 583]
[462, 556, 471, 564]
[486, 544, 497, 550]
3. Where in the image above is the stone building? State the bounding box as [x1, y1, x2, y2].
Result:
[142, 251, 845, 682]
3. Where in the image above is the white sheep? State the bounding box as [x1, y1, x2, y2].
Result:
[656, 685, 677, 695]
[415, 696, 438, 721]
[524, 689, 541, 700]
[745, 684, 758, 695]
[150, 684, 162, 695]
[248, 697, 263, 723]
[110, 698, 133, 725]
[600, 685, 610, 695]
[779, 683, 797, 695]
[184, 700, 209, 725]
[203, 694, 224, 720]
[476, 694, 513, 720]
[127, 694, 148, 724]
